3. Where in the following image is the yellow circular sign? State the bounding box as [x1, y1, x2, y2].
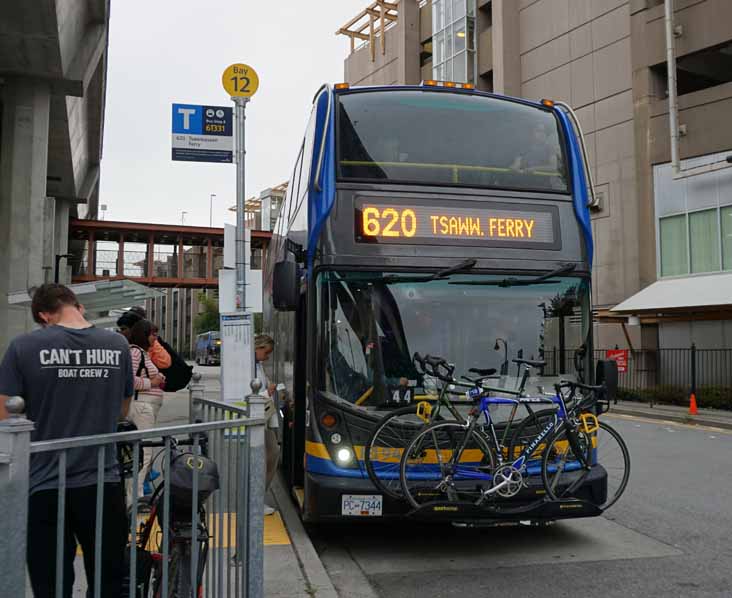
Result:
[221, 63, 259, 98]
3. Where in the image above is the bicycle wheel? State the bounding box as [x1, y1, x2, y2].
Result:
[506, 408, 558, 463]
[169, 542, 193, 598]
[399, 421, 495, 510]
[541, 420, 630, 509]
[365, 405, 429, 500]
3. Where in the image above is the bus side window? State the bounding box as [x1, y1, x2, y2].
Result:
[301, 105, 318, 198]
[287, 147, 304, 227]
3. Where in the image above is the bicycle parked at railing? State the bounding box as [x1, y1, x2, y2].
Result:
[365, 352, 554, 499]
[118, 430, 219, 598]
[398, 378, 629, 513]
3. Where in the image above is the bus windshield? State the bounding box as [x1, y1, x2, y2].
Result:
[337, 90, 569, 193]
[317, 271, 590, 407]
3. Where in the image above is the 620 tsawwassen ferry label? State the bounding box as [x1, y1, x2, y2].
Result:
[355, 198, 560, 249]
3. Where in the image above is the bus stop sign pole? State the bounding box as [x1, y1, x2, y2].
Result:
[234, 95, 249, 311]
[222, 62, 260, 313]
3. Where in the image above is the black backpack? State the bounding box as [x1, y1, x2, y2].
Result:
[157, 337, 193, 392]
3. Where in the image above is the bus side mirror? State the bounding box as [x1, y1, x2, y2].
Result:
[596, 360, 618, 403]
[273, 261, 298, 311]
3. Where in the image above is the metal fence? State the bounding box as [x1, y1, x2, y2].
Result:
[0, 380, 267, 598]
[593, 346, 732, 393]
[542, 346, 732, 394]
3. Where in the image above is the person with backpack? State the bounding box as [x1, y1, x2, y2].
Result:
[117, 309, 192, 392]
[117, 310, 170, 369]
[125, 319, 165, 498]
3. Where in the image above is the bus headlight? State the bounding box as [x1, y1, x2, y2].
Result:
[336, 447, 353, 465]
[330, 433, 342, 445]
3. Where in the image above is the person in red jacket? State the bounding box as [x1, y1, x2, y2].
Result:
[117, 310, 171, 370]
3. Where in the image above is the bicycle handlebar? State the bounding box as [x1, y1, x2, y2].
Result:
[413, 352, 455, 382]
[138, 434, 206, 449]
[557, 380, 606, 394]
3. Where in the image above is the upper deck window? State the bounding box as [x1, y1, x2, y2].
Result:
[337, 90, 569, 193]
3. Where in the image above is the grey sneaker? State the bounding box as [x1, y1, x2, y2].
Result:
[264, 504, 276, 516]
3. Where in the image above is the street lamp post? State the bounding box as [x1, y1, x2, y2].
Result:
[209, 193, 217, 227]
[181, 211, 188, 226]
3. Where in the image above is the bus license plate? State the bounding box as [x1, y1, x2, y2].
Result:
[341, 494, 383, 516]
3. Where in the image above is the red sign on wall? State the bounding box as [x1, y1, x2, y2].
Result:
[606, 349, 629, 373]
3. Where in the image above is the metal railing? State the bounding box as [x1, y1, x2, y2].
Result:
[541, 346, 732, 395]
[593, 346, 732, 394]
[0, 380, 267, 598]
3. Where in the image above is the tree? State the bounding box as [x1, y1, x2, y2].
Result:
[194, 292, 219, 335]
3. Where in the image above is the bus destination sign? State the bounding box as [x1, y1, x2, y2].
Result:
[355, 199, 560, 249]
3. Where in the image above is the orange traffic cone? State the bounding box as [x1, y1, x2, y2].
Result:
[689, 393, 698, 416]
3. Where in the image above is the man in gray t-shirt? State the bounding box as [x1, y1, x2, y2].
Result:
[0, 284, 133, 598]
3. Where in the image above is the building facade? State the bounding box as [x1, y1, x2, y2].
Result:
[147, 288, 211, 359]
[338, 0, 732, 351]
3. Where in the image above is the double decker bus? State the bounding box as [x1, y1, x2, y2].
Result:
[264, 81, 605, 523]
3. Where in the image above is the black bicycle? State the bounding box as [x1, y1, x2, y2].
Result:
[118, 431, 218, 598]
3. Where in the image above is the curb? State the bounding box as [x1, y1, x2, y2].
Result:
[609, 406, 732, 431]
[272, 475, 339, 598]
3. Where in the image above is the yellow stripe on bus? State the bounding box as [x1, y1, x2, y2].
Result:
[306, 440, 487, 464]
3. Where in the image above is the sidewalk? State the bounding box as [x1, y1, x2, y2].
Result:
[269, 476, 338, 598]
[263, 504, 314, 597]
[611, 399, 732, 430]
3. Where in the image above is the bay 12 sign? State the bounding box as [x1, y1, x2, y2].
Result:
[172, 103, 233, 163]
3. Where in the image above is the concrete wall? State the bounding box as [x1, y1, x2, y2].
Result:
[513, 1, 639, 313]
[345, 25, 402, 86]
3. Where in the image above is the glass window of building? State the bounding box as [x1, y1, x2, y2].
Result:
[659, 215, 688, 277]
[432, 0, 476, 84]
[722, 206, 732, 270]
[655, 153, 732, 278]
[689, 209, 720, 273]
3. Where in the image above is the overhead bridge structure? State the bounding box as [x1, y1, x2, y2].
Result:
[68, 219, 271, 288]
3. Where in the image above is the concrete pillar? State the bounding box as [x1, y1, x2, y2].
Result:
[54, 199, 71, 283]
[42, 197, 56, 283]
[491, 0, 521, 97]
[0, 79, 51, 356]
[398, 0, 422, 85]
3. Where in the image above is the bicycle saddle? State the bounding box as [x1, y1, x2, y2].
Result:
[512, 358, 546, 368]
[469, 367, 497, 376]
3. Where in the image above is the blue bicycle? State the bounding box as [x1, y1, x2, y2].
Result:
[398, 375, 629, 512]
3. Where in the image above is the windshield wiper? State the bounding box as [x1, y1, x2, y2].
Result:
[449, 263, 577, 287]
[382, 259, 477, 284]
[427, 258, 477, 281]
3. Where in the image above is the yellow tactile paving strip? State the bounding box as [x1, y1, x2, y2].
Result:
[263, 512, 290, 546]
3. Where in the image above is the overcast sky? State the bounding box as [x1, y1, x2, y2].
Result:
[99, 0, 366, 227]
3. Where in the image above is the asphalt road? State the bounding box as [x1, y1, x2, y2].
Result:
[309, 414, 732, 598]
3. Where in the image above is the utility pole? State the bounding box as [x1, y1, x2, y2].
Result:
[209, 193, 217, 227]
